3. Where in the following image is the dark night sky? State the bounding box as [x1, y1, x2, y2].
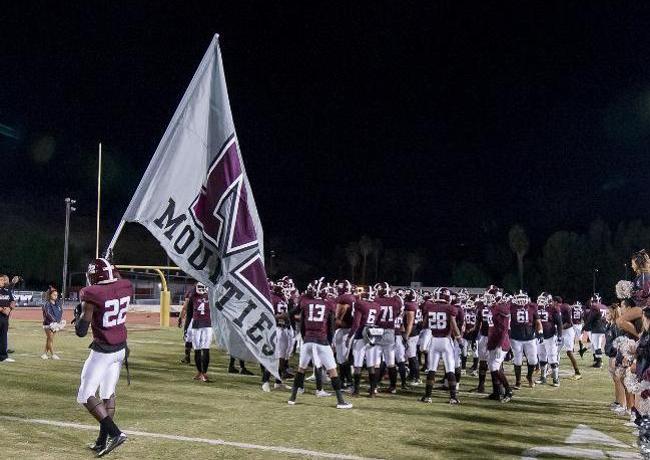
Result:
[3, 2, 650, 258]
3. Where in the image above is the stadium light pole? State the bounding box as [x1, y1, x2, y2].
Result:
[592, 268, 599, 294]
[62, 197, 76, 300]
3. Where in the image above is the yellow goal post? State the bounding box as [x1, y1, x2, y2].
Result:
[115, 265, 183, 327]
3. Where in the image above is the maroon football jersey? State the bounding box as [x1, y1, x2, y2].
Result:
[404, 300, 421, 336]
[422, 301, 454, 338]
[571, 303, 584, 325]
[559, 303, 572, 328]
[450, 303, 465, 329]
[349, 298, 380, 340]
[509, 303, 538, 341]
[476, 301, 492, 336]
[335, 293, 356, 329]
[299, 296, 335, 345]
[487, 301, 511, 350]
[538, 304, 562, 339]
[462, 304, 478, 340]
[80, 279, 133, 348]
[271, 292, 289, 327]
[375, 295, 403, 330]
[189, 291, 211, 328]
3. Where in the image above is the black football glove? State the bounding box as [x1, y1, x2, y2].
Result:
[72, 303, 82, 325]
[536, 331, 544, 344]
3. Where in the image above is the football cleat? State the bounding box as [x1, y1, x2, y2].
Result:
[527, 378, 536, 388]
[501, 392, 513, 403]
[512, 383, 521, 390]
[336, 402, 353, 409]
[287, 400, 296, 405]
[420, 396, 433, 403]
[193, 373, 201, 380]
[41, 353, 49, 360]
[87, 441, 105, 453]
[470, 369, 478, 377]
[297, 387, 305, 394]
[386, 386, 397, 394]
[51, 354, 60, 360]
[273, 383, 289, 390]
[96, 433, 127, 457]
[570, 373, 583, 381]
[261, 382, 271, 393]
[449, 397, 460, 405]
[535, 377, 546, 385]
[228, 366, 239, 374]
[409, 378, 422, 386]
[240, 367, 254, 375]
[401, 383, 411, 390]
[552, 379, 560, 387]
[487, 393, 501, 401]
[305, 373, 317, 382]
[179, 357, 190, 365]
[315, 390, 332, 397]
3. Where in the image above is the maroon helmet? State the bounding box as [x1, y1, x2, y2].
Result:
[86, 258, 119, 285]
[433, 287, 452, 303]
[374, 282, 391, 298]
[334, 279, 353, 295]
[404, 288, 418, 302]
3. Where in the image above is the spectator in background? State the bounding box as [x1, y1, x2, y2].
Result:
[0, 274, 16, 363]
[42, 287, 65, 360]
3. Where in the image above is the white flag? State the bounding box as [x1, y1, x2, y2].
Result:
[120, 34, 278, 376]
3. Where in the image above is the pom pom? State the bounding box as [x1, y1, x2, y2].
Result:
[616, 280, 634, 300]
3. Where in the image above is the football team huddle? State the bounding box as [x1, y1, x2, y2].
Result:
[246, 277, 606, 408]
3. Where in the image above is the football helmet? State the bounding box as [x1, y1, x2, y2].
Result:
[537, 292, 551, 307]
[457, 288, 469, 303]
[195, 282, 207, 295]
[513, 290, 529, 306]
[433, 287, 452, 303]
[86, 258, 119, 285]
[590, 293, 602, 305]
[334, 279, 353, 295]
[320, 283, 337, 299]
[306, 278, 324, 298]
[404, 288, 418, 302]
[484, 285, 503, 304]
[360, 286, 375, 301]
[465, 297, 475, 309]
[395, 288, 405, 299]
[374, 282, 391, 298]
[421, 290, 433, 301]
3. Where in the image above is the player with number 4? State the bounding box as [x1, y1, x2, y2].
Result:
[75, 258, 132, 457]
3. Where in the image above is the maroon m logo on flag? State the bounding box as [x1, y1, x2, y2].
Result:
[189, 135, 258, 256]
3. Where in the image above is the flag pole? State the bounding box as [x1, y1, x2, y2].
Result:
[106, 219, 125, 258]
[96, 142, 102, 258]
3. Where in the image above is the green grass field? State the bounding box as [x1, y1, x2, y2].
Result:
[0, 319, 641, 459]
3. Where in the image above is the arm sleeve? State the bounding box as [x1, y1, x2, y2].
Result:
[554, 312, 563, 335]
[348, 307, 362, 339]
[327, 307, 336, 344]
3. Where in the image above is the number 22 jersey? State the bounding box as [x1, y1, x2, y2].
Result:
[80, 278, 133, 352]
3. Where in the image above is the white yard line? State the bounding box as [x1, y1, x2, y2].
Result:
[0, 415, 382, 460]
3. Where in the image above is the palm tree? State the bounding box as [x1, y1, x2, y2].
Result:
[508, 224, 529, 290]
[406, 250, 425, 283]
[371, 238, 383, 283]
[345, 242, 360, 282]
[358, 235, 373, 284]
